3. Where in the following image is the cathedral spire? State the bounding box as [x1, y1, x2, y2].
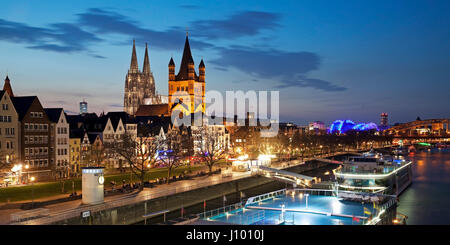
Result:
[3, 75, 14, 97]
[143, 43, 150, 74]
[129, 39, 139, 73]
[177, 35, 195, 80]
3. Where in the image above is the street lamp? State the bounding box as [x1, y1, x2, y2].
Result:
[305, 194, 309, 209]
[30, 176, 36, 209]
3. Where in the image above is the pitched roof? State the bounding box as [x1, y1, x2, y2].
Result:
[135, 104, 169, 117]
[11, 96, 38, 121]
[67, 112, 106, 132]
[105, 111, 129, 131]
[87, 132, 102, 144]
[0, 90, 5, 99]
[137, 116, 172, 137]
[44, 108, 64, 123]
[69, 128, 85, 139]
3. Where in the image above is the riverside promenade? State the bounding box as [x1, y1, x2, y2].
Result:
[1, 148, 385, 225]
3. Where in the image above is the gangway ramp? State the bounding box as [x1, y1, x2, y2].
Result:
[257, 166, 316, 186]
[316, 159, 343, 165]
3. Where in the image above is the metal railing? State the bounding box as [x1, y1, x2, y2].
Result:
[12, 151, 369, 225]
[199, 201, 246, 220]
[13, 171, 254, 225]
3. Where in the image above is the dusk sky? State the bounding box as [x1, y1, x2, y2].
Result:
[0, 0, 449, 126]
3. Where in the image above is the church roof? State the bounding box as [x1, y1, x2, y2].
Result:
[135, 104, 169, 117]
[176, 35, 197, 81]
[199, 59, 205, 68]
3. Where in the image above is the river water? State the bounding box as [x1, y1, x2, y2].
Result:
[398, 148, 450, 225]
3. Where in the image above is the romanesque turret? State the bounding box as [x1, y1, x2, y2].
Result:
[169, 57, 175, 81]
[199, 59, 205, 83]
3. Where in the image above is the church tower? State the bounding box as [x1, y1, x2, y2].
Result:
[124, 40, 158, 115]
[168, 33, 205, 115]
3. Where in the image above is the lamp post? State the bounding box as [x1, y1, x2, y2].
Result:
[24, 164, 29, 183]
[305, 193, 309, 209]
[30, 176, 36, 209]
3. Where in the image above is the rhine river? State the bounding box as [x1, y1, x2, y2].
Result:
[398, 148, 450, 225]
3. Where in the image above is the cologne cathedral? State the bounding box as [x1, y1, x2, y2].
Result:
[123, 40, 162, 115]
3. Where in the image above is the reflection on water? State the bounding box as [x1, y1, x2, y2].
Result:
[398, 148, 450, 225]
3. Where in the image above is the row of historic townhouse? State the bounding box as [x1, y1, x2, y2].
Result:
[0, 76, 71, 183]
[67, 112, 139, 174]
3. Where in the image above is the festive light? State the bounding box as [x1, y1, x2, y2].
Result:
[329, 120, 379, 134]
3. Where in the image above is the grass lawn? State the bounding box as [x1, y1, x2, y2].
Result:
[0, 164, 213, 203]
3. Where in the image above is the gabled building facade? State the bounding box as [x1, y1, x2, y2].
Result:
[44, 108, 70, 179]
[11, 96, 52, 181]
[0, 87, 20, 169]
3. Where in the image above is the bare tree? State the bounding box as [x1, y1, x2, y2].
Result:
[198, 126, 227, 175]
[159, 127, 185, 184]
[105, 132, 160, 190]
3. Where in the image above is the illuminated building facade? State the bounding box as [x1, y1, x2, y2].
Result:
[329, 120, 379, 134]
[168, 34, 205, 115]
[124, 41, 162, 115]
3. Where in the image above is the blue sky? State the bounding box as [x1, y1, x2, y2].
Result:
[0, 0, 449, 125]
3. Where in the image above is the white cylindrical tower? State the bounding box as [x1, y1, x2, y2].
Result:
[82, 167, 104, 205]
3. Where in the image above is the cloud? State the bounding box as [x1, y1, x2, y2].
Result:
[76, 8, 213, 50]
[108, 103, 123, 108]
[0, 19, 103, 57]
[276, 76, 347, 91]
[211, 46, 347, 92]
[191, 11, 281, 40]
[0, 8, 343, 92]
[0, 8, 280, 55]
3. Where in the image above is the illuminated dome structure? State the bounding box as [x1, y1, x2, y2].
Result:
[329, 120, 379, 134]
